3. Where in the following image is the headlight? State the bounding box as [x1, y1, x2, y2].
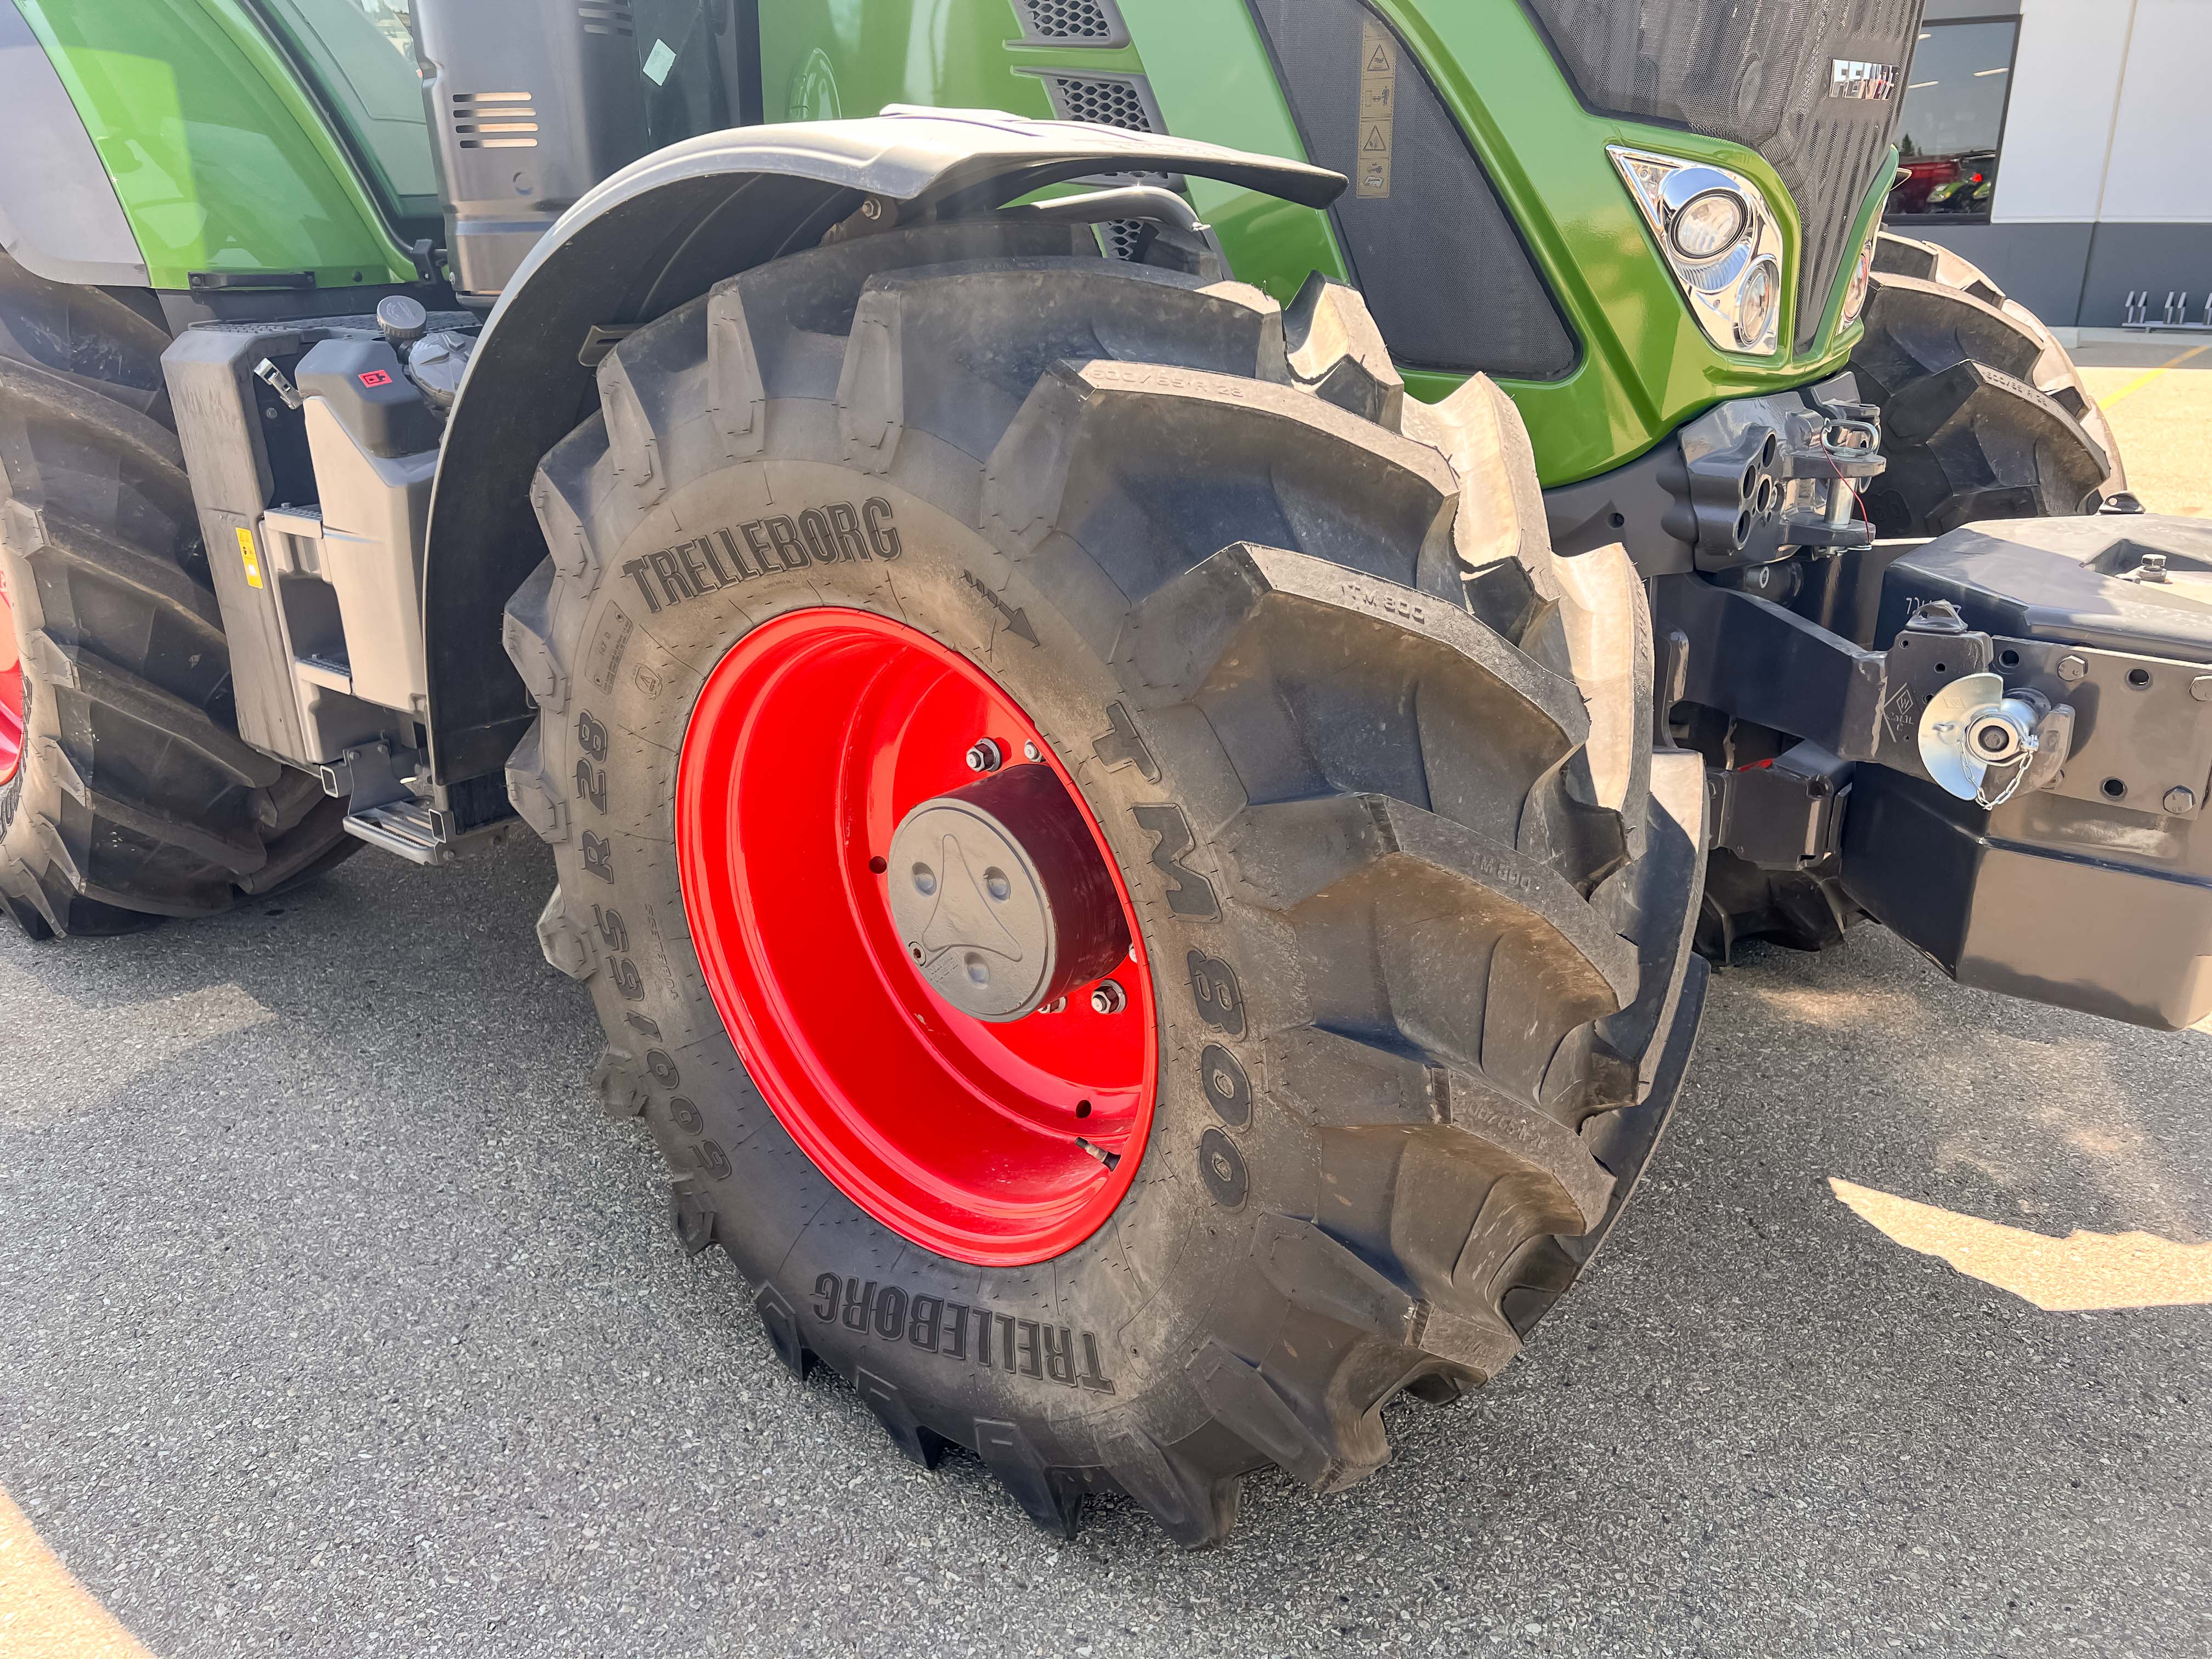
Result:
[1840, 224, 1881, 329]
[1610, 146, 1785, 356]
[1668, 188, 1750, 262]
[1736, 259, 1780, 348]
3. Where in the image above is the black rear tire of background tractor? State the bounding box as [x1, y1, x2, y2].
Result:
[503, 227, 1705, 1543]
[0, 252, 356, 938]
[1849, 232, 2126, 538]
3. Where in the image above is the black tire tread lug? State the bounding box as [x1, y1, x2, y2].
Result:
[973, 1419, 1085, 1539]
[1184, 1338, 1336, 1491]
[1283, 270, 1405, 431]
[855, 1368, 951, 1469]
[1851, 245, 2121, 534]
[1098, 1427, 1240, 1549]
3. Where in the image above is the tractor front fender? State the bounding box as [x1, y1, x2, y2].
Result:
[421, 109, 1342, 785]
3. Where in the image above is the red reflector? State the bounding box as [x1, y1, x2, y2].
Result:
[1970, 173, 1984, 184]
[358, 369, 393, 387]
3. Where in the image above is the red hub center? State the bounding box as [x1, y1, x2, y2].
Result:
[675, 608, 1158, 1265]
[0, 572, 22, 788]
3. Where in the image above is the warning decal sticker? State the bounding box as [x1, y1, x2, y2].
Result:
[236, 526, 264, 591]
[1357, 16, 1396, 199]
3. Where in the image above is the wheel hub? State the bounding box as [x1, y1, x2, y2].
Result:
[886, 766, 1130, 1022]
[674, 606, 1158, 1265]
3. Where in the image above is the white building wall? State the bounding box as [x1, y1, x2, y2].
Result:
[1916, 0, 2212, 323]
[1989, 0, 2212, 225]
[1988, 0, 2133, 224]
[2097, 0, 2212, 223]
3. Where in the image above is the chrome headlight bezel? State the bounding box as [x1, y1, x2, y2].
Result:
[1610, 145, 1786, 357]
[1839, 222, 1882, 330]
[1735, 257, 1781, 350]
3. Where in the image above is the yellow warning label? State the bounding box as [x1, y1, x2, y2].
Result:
[1356, 17, 1396, 199]
[236, 525, 264, 590]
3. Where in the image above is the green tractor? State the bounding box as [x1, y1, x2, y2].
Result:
[2, 0, 2201, 1543]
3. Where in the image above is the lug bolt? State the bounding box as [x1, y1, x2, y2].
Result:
[1024, 741, 1041, 762]
[964, 737, 1003, 774]
[2057, 653, 2090, 684]
[2165, 787, 2198, 816]
[1036, 996, 1067, 1015]
[1089, 979, 1127, 1015]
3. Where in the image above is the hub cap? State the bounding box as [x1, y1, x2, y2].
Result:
[675, 609, 1158, 1265]
[0, 572, 22, 787]
[885, 765, 1130, 1022]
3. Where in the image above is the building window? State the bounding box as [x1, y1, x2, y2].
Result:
[1890, 18, 2021, 222]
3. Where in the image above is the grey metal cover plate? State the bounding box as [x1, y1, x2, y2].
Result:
[1997, 639, 2212, 820]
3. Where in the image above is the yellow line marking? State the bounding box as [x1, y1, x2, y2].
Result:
[0, 1484, 154, 1658]
[2098, 343, 2208, 408]
[1831, 1178, 2212, 1311]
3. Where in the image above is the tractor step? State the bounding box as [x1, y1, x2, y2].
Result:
[342, 799, 452, 865]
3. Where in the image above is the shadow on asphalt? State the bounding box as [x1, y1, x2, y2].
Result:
[1, 846, 2205, 1657]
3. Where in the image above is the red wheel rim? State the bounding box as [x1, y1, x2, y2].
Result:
[676, 608, 1158, 1265]
[0, 571, 22, 788]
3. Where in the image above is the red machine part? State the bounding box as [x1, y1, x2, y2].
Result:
[675, 609, 1159, 1266]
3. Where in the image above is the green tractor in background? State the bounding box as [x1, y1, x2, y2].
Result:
[2, 0, 2202, 1544]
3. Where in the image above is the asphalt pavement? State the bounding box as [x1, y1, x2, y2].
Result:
[1, 830, 2207, 1659]
[2074, 338, 2212, 520]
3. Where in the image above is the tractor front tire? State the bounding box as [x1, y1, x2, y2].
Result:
[1850, 231, 2126, 537]
[505, 228, 1702, 1543]
[0, 252, 354, 936]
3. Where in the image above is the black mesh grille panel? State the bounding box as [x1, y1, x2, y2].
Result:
[1044, 72, 1152, 131]
[1248, 0, 1577, 380]
[1031, 71, 1178, 187]
[1006, 0, 1130, 45]
[1521, 0, 1923, 348]
[1098, 218, 1151, 262]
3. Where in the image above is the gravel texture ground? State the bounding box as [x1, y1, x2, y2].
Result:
[2, 838, 2207, 1659]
